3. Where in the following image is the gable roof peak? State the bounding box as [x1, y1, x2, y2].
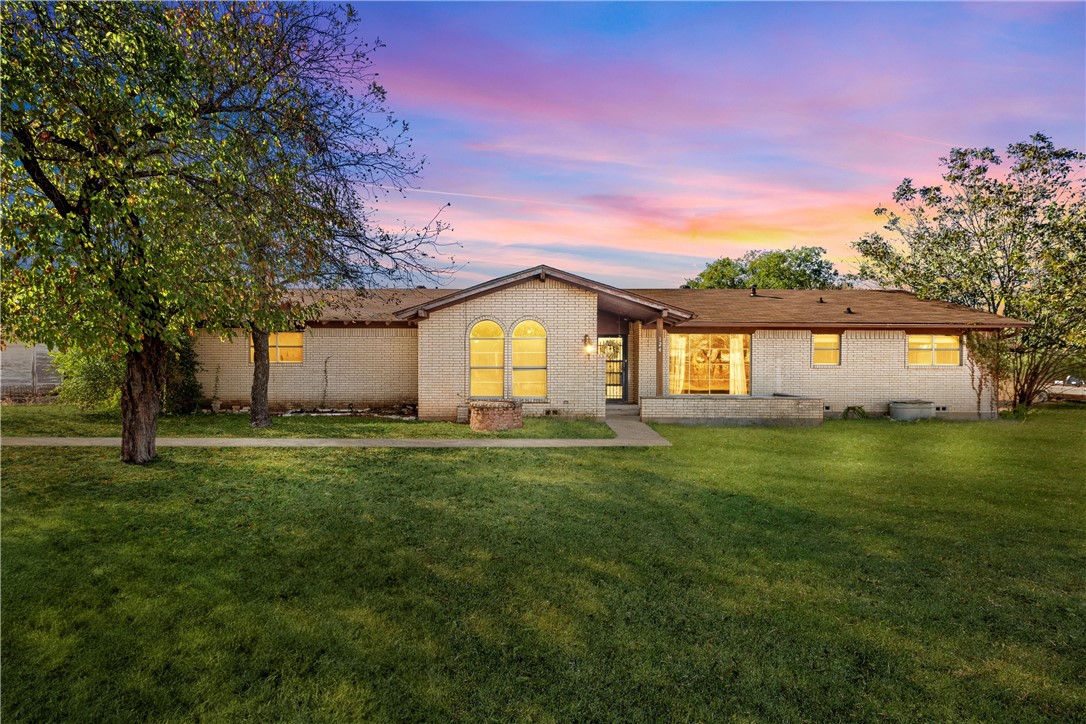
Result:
[395, 265, 694, 323]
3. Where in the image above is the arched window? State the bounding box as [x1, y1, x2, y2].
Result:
[512, 320, 547, 398]
[470, 321, 504, 397]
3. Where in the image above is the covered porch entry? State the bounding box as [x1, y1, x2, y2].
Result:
[595, 287, 693, 409]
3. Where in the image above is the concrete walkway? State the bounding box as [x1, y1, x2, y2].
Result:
[1, 418, 670, 449]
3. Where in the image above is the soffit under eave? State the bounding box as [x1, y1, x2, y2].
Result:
[595, 293, 692, 324]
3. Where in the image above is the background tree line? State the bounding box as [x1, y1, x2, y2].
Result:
[689, 133, 1085, 408]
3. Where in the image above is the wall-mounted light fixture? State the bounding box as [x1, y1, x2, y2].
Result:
[583, 334, 595, 355]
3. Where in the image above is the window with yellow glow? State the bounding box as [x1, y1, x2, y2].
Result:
[908, 334, 961, 366]
[512, 320, 547, 398]
[813, 333, 841, 366]
[470, 320, 504, 397]
[250, 331, 304, 364]
[669, 334, 750, 395]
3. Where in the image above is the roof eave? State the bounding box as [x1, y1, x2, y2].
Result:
[670, 320, 1033, 330]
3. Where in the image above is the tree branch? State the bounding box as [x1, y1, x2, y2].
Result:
[11, 126, 79, 217]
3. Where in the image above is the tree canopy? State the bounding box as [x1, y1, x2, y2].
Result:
[1, 1, 447, 460]
[853, 133, 1086, 406]
[686, 246, 847, 289]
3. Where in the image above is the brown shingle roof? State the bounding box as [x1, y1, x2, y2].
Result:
[299, 284, 1029, 330]
[627, 288, 1030, 330]
[298, 288, 456, 322]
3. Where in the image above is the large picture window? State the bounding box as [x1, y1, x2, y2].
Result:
[512, 320, 547, 398]
[908, 334, 961, 366]
[669, 334, 750, 395]
[470, 321, 504, 397]
[250, 331, 304, 364]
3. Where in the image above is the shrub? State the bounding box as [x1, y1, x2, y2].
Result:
[52, 349, 124, 409]
[842, 405, 868, 419]
[162, 336, 203, 414]
[52, 337, 203, 413]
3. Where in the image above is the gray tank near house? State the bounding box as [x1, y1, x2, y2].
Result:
[1, 343, 62, 398]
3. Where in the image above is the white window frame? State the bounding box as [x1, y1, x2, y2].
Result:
[469, 320, 505, 398]
[812, 333, 841, 367]
[511, 319, 547, 399]
[249, 331, 304, 364]
[907, 334, 962, 367]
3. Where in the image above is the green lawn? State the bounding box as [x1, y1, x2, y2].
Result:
[0, 403, 614, 439]
[2, 406, 1083, 721]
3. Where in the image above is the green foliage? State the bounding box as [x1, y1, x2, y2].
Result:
[2, 1, 448, 456]
[841, 405, 868, 419]
[999, 404, 1037, 421]
[162, 335, 202, 415]
[50, 338, 203, 413]
[52, 348, 124, 409]
[687, 246, 847, 289]
[853, 133, 1086, 406]
[1, 1, 414, 355]
[1, 1, 234, 355]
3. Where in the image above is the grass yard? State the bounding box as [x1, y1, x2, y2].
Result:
[0, 403, 614, 439]
[2, 406, 1083, 721]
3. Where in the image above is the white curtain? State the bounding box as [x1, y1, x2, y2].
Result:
[669, 335, 687, 394]
[729, 335, 748, 395]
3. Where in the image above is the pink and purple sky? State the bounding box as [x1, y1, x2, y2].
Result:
[356, 1, 1085, 287]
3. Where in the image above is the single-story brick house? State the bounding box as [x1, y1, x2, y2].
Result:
[195, 265, 1029, 424]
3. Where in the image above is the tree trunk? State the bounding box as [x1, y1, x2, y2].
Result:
[250, 326, 271, 428]
[121, 336, 167, 464]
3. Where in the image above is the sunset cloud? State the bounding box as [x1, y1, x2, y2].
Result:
[358, 1, 1085, 287]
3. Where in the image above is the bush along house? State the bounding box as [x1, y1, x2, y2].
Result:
[194, 265, 1030, 425]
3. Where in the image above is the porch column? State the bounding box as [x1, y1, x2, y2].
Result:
[656, 316, 664, 396]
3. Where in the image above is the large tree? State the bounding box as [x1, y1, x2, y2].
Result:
[853, 133, 1086, 407]
[165, 2, 449, 428]
[687, 246, 847, 289]
[1, 2, 446, 461]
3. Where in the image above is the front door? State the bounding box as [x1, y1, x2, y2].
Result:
[598, 336, 627, 402]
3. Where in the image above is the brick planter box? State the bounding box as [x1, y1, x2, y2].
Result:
[469, 400, 524, 431]
[640, 395, 823, 426]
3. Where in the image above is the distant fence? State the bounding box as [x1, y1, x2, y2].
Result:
[1, 343, 62, 399]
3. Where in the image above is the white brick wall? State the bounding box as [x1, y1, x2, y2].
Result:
[641, 328, 993, 420]
[417, 279, 606, 421]
[641, 395, 823, 425]
[195, 327, 418, 410]
[193, 309, 994, 421]
[632, 323, 663, 400]
[749, 329, 994, 419]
